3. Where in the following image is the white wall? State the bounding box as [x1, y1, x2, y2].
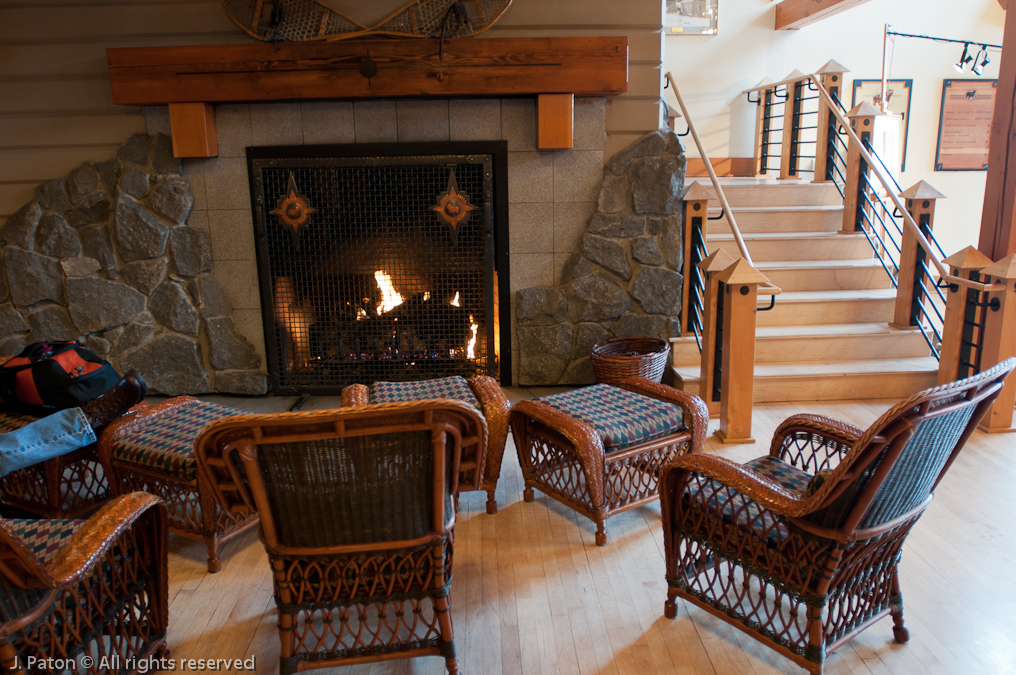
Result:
[663, 0, 1006, 257]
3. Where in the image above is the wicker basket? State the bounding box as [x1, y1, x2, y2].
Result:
[591, 337, 670, 385]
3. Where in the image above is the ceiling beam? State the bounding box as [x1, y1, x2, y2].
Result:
[775, 0, 875, 31]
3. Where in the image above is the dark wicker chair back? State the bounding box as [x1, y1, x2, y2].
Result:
[660, 358, 1016, 675]
[0, 493, 169, 673]
[796, 359, 1013, 535]
[194, 399, 485, 675]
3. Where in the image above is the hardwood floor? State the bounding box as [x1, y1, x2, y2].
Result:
[165, 389, 1016, 675]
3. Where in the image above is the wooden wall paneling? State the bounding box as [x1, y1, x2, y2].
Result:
[0, 113, 143, 147]
[537, 94, 573, 149]
[0, 4, 234, 42]
[0, 146, 124, 183]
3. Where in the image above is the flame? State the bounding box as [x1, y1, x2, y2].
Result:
[450, 291, 460, 307]
[467, 315, 478, 359]
[356, 307, 367, 320]
[374, 270, 404, 315]
[423, 291, 431, 301]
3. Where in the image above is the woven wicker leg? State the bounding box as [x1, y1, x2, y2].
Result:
[594, 512, 608, 546]
[890, 576, 909, 642]
[523, 487, 535, 502]
[664, 588, 679, 619]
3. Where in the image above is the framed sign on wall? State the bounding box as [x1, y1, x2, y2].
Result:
[666, 0, 717, 35]
[852, 79, 912, 171]
[935, 79, 997, 171]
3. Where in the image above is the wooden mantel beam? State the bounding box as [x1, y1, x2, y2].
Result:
[106, 37, 628, 105]
[775, 0, 875, 31]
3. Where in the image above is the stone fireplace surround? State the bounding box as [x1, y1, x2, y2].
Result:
[0, 97, 686, 393]
[146, 96, 614, 388]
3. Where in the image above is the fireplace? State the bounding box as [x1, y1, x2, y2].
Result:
[247, 142, 510, 394]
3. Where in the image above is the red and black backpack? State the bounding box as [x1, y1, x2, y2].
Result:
[0, 341, 121, 412]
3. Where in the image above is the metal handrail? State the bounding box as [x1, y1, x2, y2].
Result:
[665, 71, 781, 296]
[807, 74, 1001, 293]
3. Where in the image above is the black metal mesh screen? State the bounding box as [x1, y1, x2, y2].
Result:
[250, 152, 495, 393]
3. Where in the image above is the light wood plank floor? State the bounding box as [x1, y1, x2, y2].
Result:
[164, 389, 1016, 675]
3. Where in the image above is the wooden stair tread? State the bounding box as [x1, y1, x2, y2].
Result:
[709, 231, 863, 240]
[754, 323, 921, 338]
[674, 356, 938, 381]
[754, 259, 884, 269]
[709, 204, 842, 213]
[774, 288, 896, 301]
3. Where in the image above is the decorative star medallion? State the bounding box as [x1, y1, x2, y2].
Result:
[271, 173, 316, 250]
[432, 169, 475, 245]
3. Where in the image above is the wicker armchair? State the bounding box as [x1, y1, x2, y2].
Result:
[660, 359, 1016, 674]
[194, 399, 485, 675]
[0, 492, 169, 673]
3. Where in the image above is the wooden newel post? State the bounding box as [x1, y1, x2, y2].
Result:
[937, 247, 993, 385]
[841, 102, 884, 235]
[698, 249, 735, 416]
[715, 258, 771, 444]
[681, 183, 716, 334]
[977, 254, 1016, 432]
[813, 60, 848, 184]
[893, 181, 946, 329]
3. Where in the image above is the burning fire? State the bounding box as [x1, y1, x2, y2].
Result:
[467, 315, 478, 359]
[450, 291, 460, 307]
[374, 270, 404, 315]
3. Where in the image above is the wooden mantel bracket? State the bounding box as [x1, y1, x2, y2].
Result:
[106, 37, 629, 157]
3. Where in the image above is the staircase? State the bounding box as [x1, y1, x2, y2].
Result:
[671, 177, 940, 402]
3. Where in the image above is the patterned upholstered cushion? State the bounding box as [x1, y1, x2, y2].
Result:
[533, 384, 684, 451]
[112, 400, 245, 481]
[4, 518, 86, 565]
[693, 457, 812, 545]
[370, 376, 481, 410]
[0, 411, 41, 434]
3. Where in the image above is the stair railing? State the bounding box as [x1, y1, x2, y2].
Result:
[744, 67, 1013, 425]
[666, 71, 780, 443]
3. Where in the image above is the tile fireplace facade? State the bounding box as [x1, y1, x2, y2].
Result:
[146, 97, 607, 386]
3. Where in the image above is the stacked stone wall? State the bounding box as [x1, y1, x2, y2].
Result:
[515, 129, 687, 385]
[0, 134, 265, 396]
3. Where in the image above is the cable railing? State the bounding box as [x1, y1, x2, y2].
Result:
[745, 71, 1003, 363]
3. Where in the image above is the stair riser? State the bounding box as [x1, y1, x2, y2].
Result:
[753, 371, 938, 402]
[757, 298, 895, 325]
[761, 266, 892, 292]
[708, 236, 872, 261]
[673, 370, 939, 403]
[708, 183, 842, 207]
[755, 333, 932, 364]
[706, 209, 842, 234]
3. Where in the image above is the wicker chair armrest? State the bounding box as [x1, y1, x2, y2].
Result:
[467, 375, 511, 475]
[613, 378, 709, 454]
[0, 492, 165, 590]
[510, 399, 606, 506]
[341, 384, 370, 407]
[660, 454, 823, 519]
[769, 414, 863, 473]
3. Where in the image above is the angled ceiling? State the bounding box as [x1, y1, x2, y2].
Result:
[775, 0, 875, 30]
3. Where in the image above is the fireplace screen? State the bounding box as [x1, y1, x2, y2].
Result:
[248, 143, 508, 394]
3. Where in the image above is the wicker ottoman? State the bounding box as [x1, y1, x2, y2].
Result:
[98, 396, 259, 572]
[510, 378, 708, 545]
[0, 410, 112, 518]
[341, 375, 511, 514]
